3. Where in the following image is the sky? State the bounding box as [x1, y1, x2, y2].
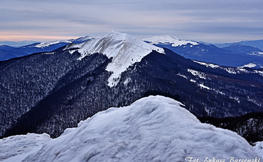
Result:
[0, 0, 262, 43]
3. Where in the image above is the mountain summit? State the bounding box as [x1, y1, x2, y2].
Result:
[65, 31, 165, 87]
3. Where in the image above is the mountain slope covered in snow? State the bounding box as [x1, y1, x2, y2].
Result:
[0, 96, 259, 162]
[66, 31, 164, 87]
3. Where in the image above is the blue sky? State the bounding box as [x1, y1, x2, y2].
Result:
[0, 0, 262, 43]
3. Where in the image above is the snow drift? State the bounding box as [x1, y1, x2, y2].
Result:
[0, 96, 259, 162]
[254, 142, 263, 159]
[0, 133, 50, 162]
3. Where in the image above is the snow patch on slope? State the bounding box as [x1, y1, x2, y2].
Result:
[249, 51, 263, 56]
[144, 35, 199, 47]
[198, 83, 210, 90]
[224, 67, 237, 74]
[187, 69, 207, 79]
[193, 60, 220, 68]
[65, 31, 165, 87]
[192, 60, 263, 79]
[255, 70, 263, 76]
[192, 60, 239, 74]
[177, 73, 188, 79]
[2, 96, 258, 162]
[240, 63, 257, 68]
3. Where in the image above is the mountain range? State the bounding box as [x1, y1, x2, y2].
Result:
[144, 36, 263, 68]
[2, 35, 263, 69]
[1, 31, 263, 141]
[0, 36, 91, 61]
[215, 40, 263, 50]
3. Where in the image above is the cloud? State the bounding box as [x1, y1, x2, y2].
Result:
[0, 0, 262, 43]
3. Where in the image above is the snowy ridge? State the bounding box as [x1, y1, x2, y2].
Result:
[143, 35, 199, 47]
[65, 31, 165, 87]
[69, 36, 93, 42]
[34, 36, 93, 48]
[0, 96, 259, 162]
[35, 40, 72, 48]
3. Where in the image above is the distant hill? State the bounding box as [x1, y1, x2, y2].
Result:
[0, 36, 92, 61]
[215, 40, 263, 50]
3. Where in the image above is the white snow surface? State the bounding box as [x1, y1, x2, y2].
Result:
[193, 60, 263, 75]
[254, 141, 263, 159]
[193, 60, 220, 68]
[177, 73, 188, 79]
[198, 83, 210, 90]
[143, 35, 199, 47]
[0, 133, 51, 162]
[65, 31, 165, 87]
[35, 36, 93, 48]
[249, 51, 263, 56]
[35, 40, 72, 48]
[187, 69, 207, 79]
[1, 96, 259, 162]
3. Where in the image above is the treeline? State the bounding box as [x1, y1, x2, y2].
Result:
[199, 112, 263, 143]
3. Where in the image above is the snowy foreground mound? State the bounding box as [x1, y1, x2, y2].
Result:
[0, 133, 51, 162]
[0, 96, 260, 162]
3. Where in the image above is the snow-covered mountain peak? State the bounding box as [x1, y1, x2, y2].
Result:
[144, 35, 199, 47]
[144, 35, 180, 43]
[105, 30, 128, 40]
[35, 40, 72, 48]
[65, 31, 165, 87]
